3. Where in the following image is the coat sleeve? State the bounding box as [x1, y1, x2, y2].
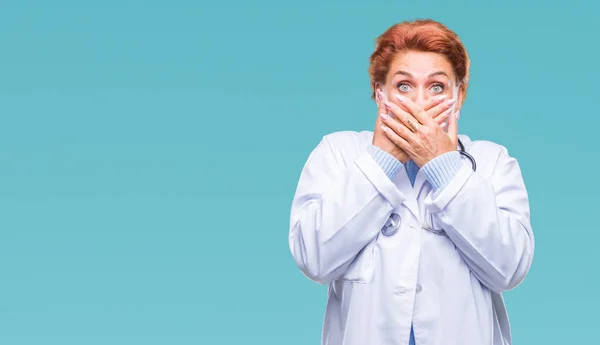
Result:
[289, 133, 406, 285]
[424, 143, 535, 293]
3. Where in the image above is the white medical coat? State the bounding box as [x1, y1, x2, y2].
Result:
[288, 130, 535, 345]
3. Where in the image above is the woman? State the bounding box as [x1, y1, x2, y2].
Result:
[288, 19, 534, 345]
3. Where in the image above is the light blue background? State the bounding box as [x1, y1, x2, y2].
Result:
[0, 0, 597, 344]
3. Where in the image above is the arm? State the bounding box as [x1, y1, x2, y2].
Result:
[289, 134, 406, 285]
[421, 146, 535, 293]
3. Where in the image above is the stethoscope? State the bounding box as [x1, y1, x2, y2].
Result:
[458, 138, 476, 171]
[380, 138, 477, 237]
[374, 89, 476, 236]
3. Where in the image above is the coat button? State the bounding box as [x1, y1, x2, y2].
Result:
[395, 286, 408, 294]
[416, 283, 422, 292]
[381, 213, 401, 236]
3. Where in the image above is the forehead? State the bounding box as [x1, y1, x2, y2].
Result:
[389, 51, 455, 79]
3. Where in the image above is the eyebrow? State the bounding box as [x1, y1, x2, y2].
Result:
[393, 71, 449, 79]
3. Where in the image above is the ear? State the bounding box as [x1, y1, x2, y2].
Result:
[374, 82, 384, 106]
[374, 82, 382, 93]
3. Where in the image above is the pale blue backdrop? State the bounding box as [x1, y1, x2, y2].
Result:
[0, 0, 598, 344]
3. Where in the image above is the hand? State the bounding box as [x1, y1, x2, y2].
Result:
[380, 93, 460, 167]
[372, 89, 410, 163]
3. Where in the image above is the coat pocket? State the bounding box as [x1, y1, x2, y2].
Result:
[336, 236, 378, 284]
[423, 209, 449, 238]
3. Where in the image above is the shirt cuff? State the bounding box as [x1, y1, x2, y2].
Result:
[365, 145, 403, 181]
[421, 151, 462, 192]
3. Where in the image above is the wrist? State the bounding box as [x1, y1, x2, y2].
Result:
[366, 145, 404, 180]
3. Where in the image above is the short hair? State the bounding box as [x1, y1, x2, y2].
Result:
[368, 19, 470, 106]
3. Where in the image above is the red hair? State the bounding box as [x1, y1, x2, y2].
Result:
[368, 19, 470, 106]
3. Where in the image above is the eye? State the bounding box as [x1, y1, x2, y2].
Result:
[397, 82, 412, 92]
[431, 84, 445, 93]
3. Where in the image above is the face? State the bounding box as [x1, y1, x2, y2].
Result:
[380, 50, 461, 111]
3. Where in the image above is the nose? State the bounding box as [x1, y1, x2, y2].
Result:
[414, 89, 427, 109]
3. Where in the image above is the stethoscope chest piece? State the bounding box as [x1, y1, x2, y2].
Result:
[381, 213, 401, 236]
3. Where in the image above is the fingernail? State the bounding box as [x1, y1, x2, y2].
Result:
[394, 94, 404, 102]
[441, 122, 447, 128]
[446, 99, 456, 105]
[384, 101, 392, 108]
[380, 113, 389, 120]
[381, 124, 389, 132]
[437, 95, 447, 101]
[455, 110, 460, 119]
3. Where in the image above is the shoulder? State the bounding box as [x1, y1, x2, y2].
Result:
[461, 135, 513, 159]
[318, 130, 373, 156]
[307, 130, 373, 167]
[460, 135, 505, 156]
[459, 135, 520, 177]
[322, 130, 373, 148]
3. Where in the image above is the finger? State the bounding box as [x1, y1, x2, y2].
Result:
[375, 89, 388, 128]
[380, 111, 418, 143]
[383, 100, 421, 134]
[381, 123, 411, 151]
[394, 94, 435, 127]
[434, 107, 453, 125]
[376, 88, 385, 109]
[423, 94, 449, 112]
[376, 88, 392, 120]
[447, 110, 459, 143]
[429, 98, 457, 122]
